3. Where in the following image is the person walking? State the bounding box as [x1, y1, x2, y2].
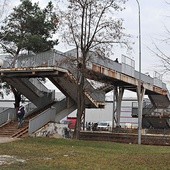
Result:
[17, 105, 25, 128]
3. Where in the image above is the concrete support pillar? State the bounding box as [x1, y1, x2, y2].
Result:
[114, 86, 124, 127]
[136, 85, 146, 144]
[112, 87, 116, 129]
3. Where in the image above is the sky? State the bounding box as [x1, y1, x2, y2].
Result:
[8, 0, 169, 70]
[5, 0, 170, 88]
[122, 0, 170, 78]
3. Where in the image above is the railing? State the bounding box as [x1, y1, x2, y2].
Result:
[84, 80, 105, 104]
[134, 70, 153, 85]
[0, 102, 37, 126]
[132, 101, 156, 117]
[121, 54, 135, 77]
[153, 71, 163, 88]
[29, 78, 56, 102]
[0, 108, 16, 126]
[17, 51, 53, 68]
[90, 54, 122, 73]
[24, 102, 37, 117]
[143, 104, 155, 116]
[28, 107, 56, 134]
[131, 100, 170, 117]
[2, 49, 168, 91]
[0, 107, 9, 112]
[54, 99, 77, 122]
[29, 78, 51, 93]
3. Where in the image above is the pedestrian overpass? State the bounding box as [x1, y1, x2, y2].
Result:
[0, 49, 169, 136]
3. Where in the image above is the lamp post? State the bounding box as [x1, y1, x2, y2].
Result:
[135, 0, 142, 144]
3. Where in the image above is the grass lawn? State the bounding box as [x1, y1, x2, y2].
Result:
[0, 137, 170, 170]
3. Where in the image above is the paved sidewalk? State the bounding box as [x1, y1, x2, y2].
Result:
[0, 137, 20, 143]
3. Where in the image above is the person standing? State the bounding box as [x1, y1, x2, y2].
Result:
[17, 105, 25, 128]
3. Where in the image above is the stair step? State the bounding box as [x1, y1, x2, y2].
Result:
[0, 120, 28, 137]
[0, 102, 56, 138]
[12, 126, 29, 138]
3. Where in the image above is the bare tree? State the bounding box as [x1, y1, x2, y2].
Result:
[149, 42, 170, 76]
[149, 1, 170, 77]
[58, 0, 130, 139]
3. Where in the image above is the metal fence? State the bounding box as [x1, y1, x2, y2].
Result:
[121, 54, 135, 77]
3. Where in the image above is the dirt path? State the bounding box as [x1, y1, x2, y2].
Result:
[0, 137, 20, 144]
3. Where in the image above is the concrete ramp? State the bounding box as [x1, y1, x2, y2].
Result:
[142, 117, 170, 129]
[4, 77, 54, 107]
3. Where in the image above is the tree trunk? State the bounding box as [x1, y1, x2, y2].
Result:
[11, 86, 21, 110]
[74, 60, 85, 139]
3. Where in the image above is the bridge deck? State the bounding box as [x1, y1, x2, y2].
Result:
[0, 49, 169, 100]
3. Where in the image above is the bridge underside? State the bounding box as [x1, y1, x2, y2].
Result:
[85, 66, 167, 96]
[1, 66, 169, 108]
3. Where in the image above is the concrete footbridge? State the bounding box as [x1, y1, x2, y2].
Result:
[0, 49, 170, 129]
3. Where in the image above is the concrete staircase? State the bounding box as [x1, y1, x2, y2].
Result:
[48, 72, 105, 109]
[0, 101, 57, 138]
[149, 94, 170, 108]
[3, 77, 54, 107]
[0, 98, 77, 138]
[0, 121, 28, 137]
[142, 117, 170, 129]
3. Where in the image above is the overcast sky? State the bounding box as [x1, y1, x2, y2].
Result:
[8, 0, 170, 82]
[123, 0, 169, 76]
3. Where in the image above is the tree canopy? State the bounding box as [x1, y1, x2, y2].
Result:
[0, 0, 59, 105]
[0, 0, 58, 64]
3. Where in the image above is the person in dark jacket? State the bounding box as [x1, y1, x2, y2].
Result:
[17, 105, 25, 128]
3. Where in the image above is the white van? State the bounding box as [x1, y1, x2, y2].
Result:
[97, 121, 112, 131]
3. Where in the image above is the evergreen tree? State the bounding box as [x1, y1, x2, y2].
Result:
[0, 0, 59, 108]
[0, 0, 58, 60]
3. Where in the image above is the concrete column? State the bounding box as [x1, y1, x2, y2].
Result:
[115, 87, 124, 127]
[112, 86, 116, 129]
[137, 85, 146, 144]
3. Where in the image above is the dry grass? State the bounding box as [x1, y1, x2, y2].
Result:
[0, 137, 170, 170]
